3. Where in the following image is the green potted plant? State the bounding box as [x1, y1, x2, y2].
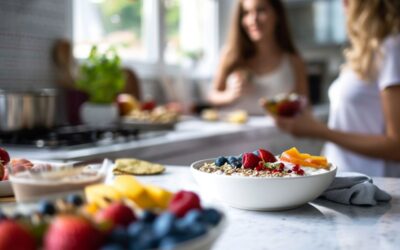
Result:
[77, 46, 125, 126]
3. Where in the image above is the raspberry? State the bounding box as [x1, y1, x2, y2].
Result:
[292, 165, 300, 172]
[168, 191, 201, 218]
[242, 153, 261, 169]
[96, 202, 137, 228]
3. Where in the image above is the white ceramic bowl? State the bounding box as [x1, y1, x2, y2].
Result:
[191, 159, 337, 211]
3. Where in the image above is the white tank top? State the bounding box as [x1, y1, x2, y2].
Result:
[323, 34, 400, 177]
[223, 55, 295, 115]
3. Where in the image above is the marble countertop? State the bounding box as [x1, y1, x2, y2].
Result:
[135, 166, 399, 250]
[6, 112, 327, 165]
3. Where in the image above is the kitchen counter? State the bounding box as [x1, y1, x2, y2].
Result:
[136, 166, 399, 250]
[1, 165, 398, 249]
[6, 105, 328, 165]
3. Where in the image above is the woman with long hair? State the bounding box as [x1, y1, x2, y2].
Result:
[271, 0, 400, 176]
[208, 0, 308, 115]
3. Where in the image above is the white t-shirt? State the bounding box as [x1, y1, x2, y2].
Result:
[222, 55, 295, 115]
[324, 34, 400, 177]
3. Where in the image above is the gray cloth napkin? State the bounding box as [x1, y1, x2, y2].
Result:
[320, 172, 392, 205]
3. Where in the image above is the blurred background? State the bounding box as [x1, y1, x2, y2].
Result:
[0, 0, 346, 124]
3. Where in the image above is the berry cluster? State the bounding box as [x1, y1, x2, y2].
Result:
[0, 191, 223, 250]
[214, 148, 306, 176]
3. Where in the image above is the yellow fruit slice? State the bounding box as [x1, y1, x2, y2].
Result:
[281, 147, 329, 169]
[113, 175, 157, 209]
[145, 184, 173, 209]
[85, 184, 122, 208]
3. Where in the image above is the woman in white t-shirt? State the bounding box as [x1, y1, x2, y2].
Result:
[208, 0, 308, 115]
[270, 0, 400, 177]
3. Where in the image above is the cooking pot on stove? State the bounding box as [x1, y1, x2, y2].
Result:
[0, 88, 58, 131]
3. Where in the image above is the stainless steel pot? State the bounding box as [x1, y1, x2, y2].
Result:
[0, 89, 58, 131]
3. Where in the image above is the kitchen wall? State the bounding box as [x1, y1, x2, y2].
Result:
[0, 0, 72, 89]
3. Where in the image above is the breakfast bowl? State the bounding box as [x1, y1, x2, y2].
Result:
[191, 156, 337, 211]
[7, 159, 110, 203]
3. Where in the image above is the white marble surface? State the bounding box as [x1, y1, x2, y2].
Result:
[135, 166, 400, 250]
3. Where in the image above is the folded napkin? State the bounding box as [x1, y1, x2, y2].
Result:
[319, 172, 392, 205]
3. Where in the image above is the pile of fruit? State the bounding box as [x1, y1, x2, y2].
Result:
[0, 175, 223, 250]
[261, 93, 304, 117]
[199, 147, 330, 177]
[117, 93, 180, 124]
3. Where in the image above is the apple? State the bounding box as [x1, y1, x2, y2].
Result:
[116, 93, 139, 116]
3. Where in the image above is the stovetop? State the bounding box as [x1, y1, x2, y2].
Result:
[0, 125, 163, 149]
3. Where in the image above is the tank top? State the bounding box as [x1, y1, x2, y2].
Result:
[323, 34, 400, 177]
[223, 55, 295, 115]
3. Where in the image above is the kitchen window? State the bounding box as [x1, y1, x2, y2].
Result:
[73, 0, 219, 76]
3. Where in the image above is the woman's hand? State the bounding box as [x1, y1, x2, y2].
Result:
[271, 109, 328, 138]
[224, 71, 247, 103]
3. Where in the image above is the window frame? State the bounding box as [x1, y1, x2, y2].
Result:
[71, 0, 220, 80]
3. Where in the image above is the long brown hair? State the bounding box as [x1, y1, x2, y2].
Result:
[345, 0, 400, 80]
[221, 0, 298, 76]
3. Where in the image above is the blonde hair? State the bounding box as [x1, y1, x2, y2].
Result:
[221, 0, 298, 76]
[345, 0, 400, 80]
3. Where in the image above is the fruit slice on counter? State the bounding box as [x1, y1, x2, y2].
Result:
[280, 147, 329, 169]
[113, 158, 165, 175]
[85, 184, 122, 208]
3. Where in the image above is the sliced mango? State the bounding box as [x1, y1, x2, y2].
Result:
[280, 147, 329, 169]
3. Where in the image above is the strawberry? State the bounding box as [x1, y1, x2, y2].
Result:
[258, 149, 277, 163]
[44, 215, 102, 250]
[96, 202, 137, 228]
[242, 152, 261, 169]
[168, 191, 201, 217]
[0, 220, 36, 250]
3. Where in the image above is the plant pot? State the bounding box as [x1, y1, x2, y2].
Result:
[80, 102, 118, 127]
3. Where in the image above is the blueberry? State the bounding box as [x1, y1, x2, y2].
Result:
[101, 244, 125, 250]
[153, 212, 177, 238]
[129, 233, 159, 250]
[67, 194, 84, 207]
[159, 237, 180, 250]
[236, 153, 243, 163]
[202, 208, 222, 225]
[185, 223, 207, 239]
[252, 150, 260, 156]
[214, 156, 227, 167]
[39, 200, 56, 215]
[230, 160, 242, 168]
[108, 227, 129, 245]
[227, 156, 237, 164]
[183, 209, 203, 224]
[140, 210, 157, 223]
[127, 221, 151, 239]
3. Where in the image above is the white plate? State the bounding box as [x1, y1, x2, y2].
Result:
[0, 180, 13, 197]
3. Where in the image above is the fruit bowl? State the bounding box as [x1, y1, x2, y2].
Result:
[262, 93, 306, 117]
[191, 158, 336, 211]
